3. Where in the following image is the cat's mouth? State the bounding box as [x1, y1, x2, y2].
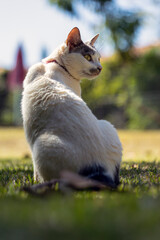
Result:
[89, 72, 100, 78]
[83, 71, 101, 78]
[91, 72, 100, 76]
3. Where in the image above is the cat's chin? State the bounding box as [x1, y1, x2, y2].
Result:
[83, 72, 100, 80]
[88, 75, 99, 80]
[87, 74, 99, 80]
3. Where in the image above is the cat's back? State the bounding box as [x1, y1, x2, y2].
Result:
[22, 62, 91, 145]
[22, 62, 81, 110]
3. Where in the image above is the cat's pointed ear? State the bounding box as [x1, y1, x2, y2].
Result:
[66, 27, 82, 51]
[88, 34, 99, 46]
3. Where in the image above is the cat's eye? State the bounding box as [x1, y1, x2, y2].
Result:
[84, 54, 92, 61]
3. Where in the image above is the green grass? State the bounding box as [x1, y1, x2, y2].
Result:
[0, 129, 160, 240]
[0, 158, 160, 240]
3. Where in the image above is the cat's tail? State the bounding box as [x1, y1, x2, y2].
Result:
[79, 164, 120, 189]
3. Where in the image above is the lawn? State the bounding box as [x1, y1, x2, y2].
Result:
[0, 128, 160, 240]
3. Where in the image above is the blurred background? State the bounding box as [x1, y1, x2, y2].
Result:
[0, 0, 160, 129]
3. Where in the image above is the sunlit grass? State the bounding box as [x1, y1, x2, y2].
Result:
[0, 127, 30, 158]
[0, 127, 160, 161]
[119, 130, 160, 161]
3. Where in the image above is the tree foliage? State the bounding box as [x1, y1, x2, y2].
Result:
[81, 48, 160, 129]
[49, 0, 142, 59]
[127, 49, 160, 129]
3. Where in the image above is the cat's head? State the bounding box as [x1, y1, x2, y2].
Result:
[43, 27, 102, 81]
[63, 27, 102, 80]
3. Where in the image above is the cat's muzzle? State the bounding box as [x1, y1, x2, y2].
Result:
[90, 66, 102, 76]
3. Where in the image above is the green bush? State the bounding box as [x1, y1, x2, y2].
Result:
[81, 48, 160, 129]
[0, 69, 10, 125]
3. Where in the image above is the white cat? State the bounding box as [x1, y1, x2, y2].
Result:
[21, 27, 122, 187]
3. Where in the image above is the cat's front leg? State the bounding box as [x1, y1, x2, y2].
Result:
[34, 168, 41, 183]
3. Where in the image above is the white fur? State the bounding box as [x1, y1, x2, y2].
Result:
[22, 40, 122, 182]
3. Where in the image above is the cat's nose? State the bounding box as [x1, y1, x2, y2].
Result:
[97, 66, 102, 72]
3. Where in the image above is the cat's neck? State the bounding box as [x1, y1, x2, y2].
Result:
[43, 43, 82, 96]
[44, 58, 81, 97]
[56, 62, 81, 97]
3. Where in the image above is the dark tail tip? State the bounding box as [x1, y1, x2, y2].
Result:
[79, 164, 119, 189]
